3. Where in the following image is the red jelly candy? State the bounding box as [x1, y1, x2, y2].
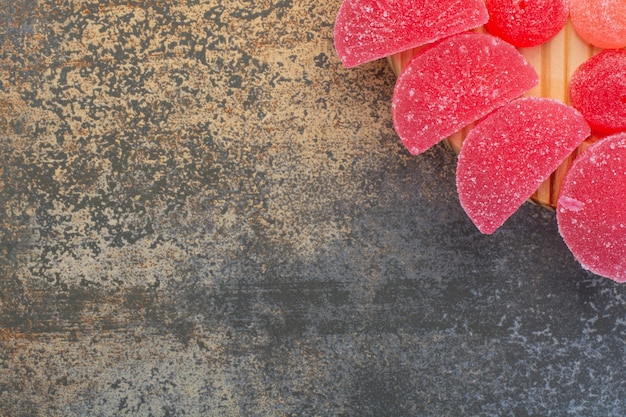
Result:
[557, 133, 626, 282]
[333, 0, 489, 68]
[392, 33, 538, 156]
[457, 97, 590, 235]
[569, 49, 626, 134]
[570, 0, 626, 49]
[484, 0, 569, 47]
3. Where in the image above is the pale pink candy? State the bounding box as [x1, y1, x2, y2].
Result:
[570, 0, 626, 49]
[557, 132, 626, 282]
[457, 97, 590, 235]
[392, 33, 538, 156]
[333, 0, 489, 68]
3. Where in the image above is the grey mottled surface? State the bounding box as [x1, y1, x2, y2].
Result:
[1, 1, 626, 416]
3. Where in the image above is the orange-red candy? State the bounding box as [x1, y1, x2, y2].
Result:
[570, 0, 626, 49]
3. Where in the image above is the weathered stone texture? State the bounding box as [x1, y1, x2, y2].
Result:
[2, 1, 626, 416]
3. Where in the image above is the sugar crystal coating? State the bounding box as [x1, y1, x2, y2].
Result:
[457, 97, 590, 234]
[557, 133, 626, 282]
[569, 49, 626, 134]
[485, 0, 569, 47]
[333, 0, 489, 68]
[570, 0, 626, 49]
[392, 33, 538, 156]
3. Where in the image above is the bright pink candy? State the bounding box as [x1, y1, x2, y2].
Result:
[557, 133, 626, 282]
[569, 49, 626, 134]
[457, 97, 590, 235]
[333, 0, 489, 68]
[484, 0, 569, 47]
[392, 33, 538, 156]
[570, 0, 626, 49]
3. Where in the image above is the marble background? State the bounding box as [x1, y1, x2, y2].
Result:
[2, 0, 626, 416]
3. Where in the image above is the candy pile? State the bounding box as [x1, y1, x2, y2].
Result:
[333, 0, 626, 282]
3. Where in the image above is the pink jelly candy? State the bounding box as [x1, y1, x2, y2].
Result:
[557, 133, 626, 282]
[569, 49, 626, 134]
[484, 0, 569, 47]
[392, 33, 538, 156]
[333, 0, 489, 68]
[570, 0, 626, 49]
[457, 97, 590, 235]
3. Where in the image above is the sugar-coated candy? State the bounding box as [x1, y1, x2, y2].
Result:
[392, 33, 538, 156]
[557, 133, 626, 282]
[333, 0, 489, 68]
[457, 97, 590, 235]
[569, 0, 626, 49]
[569, 49, 626, 134]
[484, 0, 569, 47]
